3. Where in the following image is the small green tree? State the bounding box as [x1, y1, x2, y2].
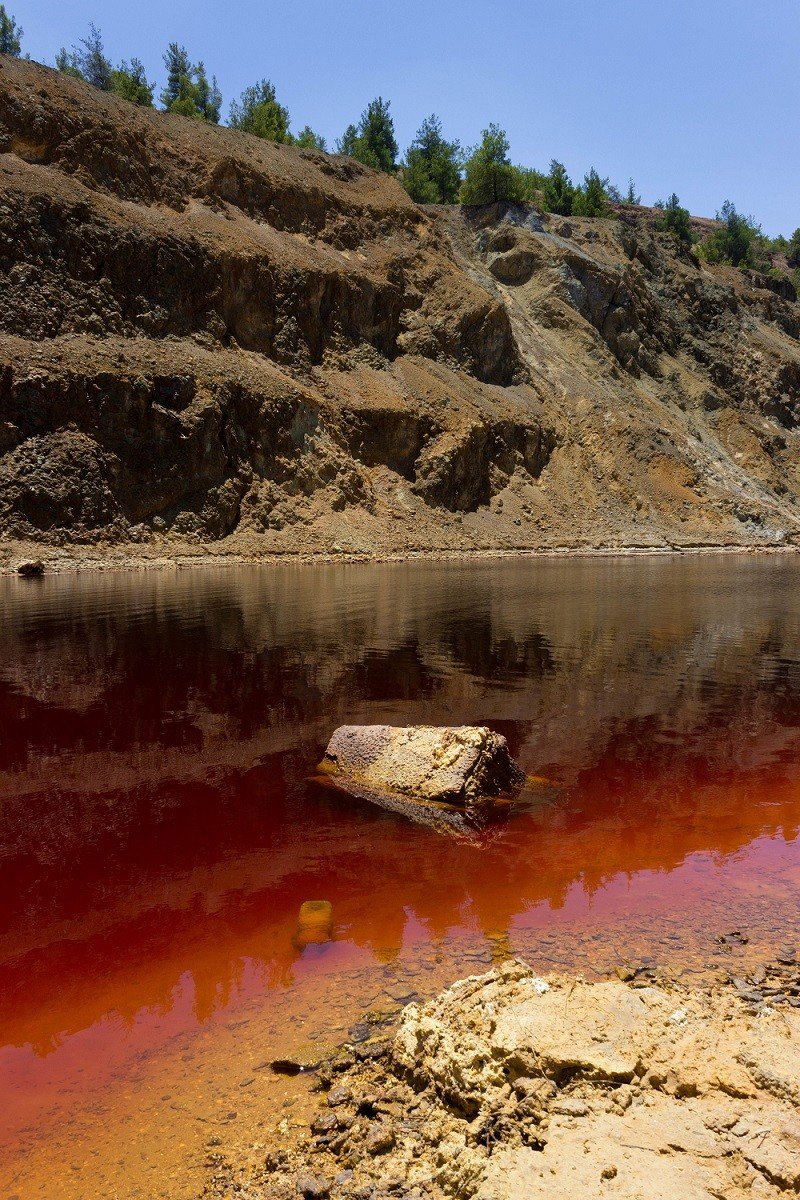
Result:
[460, 124, 524, 205]
[623, 178, 641, 205]
[195, 62, 222, 123]
[514, 165, 548, 203]
[160, 44, 220, 121]
[402, 114, 461, 204]
[657, 193, 693, 244]
[55, 47, 84, 78]
[336, 124, 360, 156]
[294, 125, 327, 151]
[0, 5, 22, 56]
[56, 24, 112, 89]
[161, 43, 193, 108]
[229, 79, 290, 141]
[572, 168, 610, 217]
[786, 228, 800, 269]
[78, 24, 112, 89]
[542, 160, 575, 215]
[336, 98, 397, 172]
[110, 58, 154, 106]
[700, 200, 759, 266]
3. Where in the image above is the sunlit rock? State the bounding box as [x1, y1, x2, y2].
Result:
[318, 725, 524, 835]
[322, 724, 523, 805]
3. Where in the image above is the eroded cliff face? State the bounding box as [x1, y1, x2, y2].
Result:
[1, 56, 800, 560]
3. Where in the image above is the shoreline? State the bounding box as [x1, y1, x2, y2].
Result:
[206, 955, 800, 1200]
[2, 538, 798, 577]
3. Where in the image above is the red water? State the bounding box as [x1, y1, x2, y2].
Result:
[1, 556, 799, 1190]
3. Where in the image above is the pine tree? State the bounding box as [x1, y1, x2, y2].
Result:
[542, 160, 575, 216]
[229, 80, 290, 142]
[336, 124, 360, 157]
[56, 24, 113, 89]
[0, 5, 22, 56]
[161, 43, 193, 109]
[402, 114, 461, 204]
[195, 62, 221, 124]
[78, 24, 112, 90]
[459, 124, 524, 205]
[161, 44, 221, 122]
[336, 98, 397, 172]
[572, 168, 609, 217]
[358, 97, 397, 172]
[624, 178, 641, 206]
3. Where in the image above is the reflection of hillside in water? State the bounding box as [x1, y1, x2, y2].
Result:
[1, 556, 800, 1053]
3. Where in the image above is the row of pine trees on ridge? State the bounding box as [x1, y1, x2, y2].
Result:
[1, 8, 799, 275]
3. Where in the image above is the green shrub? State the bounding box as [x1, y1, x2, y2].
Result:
[786, 228, 800, 269]
[110, 59, 154, 106]
[229, 80, 290, 142]
[698, 200, 759, 267]
[294, 126, 327, 152]
[656, 193, 693, 243]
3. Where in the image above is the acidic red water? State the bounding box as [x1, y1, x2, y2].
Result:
[1, 556, 799, 1180]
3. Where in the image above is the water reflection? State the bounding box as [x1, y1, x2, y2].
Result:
[1, 556, 800, 1113]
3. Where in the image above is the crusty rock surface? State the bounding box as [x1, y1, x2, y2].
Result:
[321, 724, 524, 806]
[207, 959, 800, 1200]
[3, 58, 800, 565]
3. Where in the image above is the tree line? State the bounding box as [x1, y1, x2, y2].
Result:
[1, 7, 798, 277]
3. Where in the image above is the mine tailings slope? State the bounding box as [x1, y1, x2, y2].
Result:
[2, 54, 800, 562]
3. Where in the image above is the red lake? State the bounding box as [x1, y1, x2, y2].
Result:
[1, 556, 798, 1197]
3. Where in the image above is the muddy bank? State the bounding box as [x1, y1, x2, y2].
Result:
[205, 956, 800, 1200]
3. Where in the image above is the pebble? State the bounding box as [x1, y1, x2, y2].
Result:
[365, 1122, 396, 1155]
[296, 1173, 330, 1198]
[327, 1086, 352, 1107]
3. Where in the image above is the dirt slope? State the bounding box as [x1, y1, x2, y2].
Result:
[1, 56, 800, 563]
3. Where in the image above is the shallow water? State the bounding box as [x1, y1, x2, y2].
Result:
[1, 555, 799, 1196]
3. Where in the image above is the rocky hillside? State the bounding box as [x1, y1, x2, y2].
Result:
[1, 55, 800, 562]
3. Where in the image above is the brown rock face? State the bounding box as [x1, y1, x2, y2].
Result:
[2, 57, 800, 559]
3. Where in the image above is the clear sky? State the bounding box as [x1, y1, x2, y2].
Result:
[11, 0, 800, 236]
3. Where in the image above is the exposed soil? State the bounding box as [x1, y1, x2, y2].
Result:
[2, 57, 800, 567]
[205, 956, 800, 1200]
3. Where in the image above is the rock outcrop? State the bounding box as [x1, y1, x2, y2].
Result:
[2, 57, 800, 561]
[215, 960, 800, 1200]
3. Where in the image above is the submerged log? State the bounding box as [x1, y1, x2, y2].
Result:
[317, 725, 524, 835]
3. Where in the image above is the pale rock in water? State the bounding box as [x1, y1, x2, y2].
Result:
[320, 725, 524, 807]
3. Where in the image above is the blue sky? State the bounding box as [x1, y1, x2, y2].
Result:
[11, 0, 800, 235]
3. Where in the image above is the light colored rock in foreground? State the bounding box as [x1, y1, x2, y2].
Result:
[320, 724, 524, 808]
[213, 959, 800, 1200]
[394, 960, 800, 1199]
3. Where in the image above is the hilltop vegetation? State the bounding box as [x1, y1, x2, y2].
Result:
[0, 4, 797, 290]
